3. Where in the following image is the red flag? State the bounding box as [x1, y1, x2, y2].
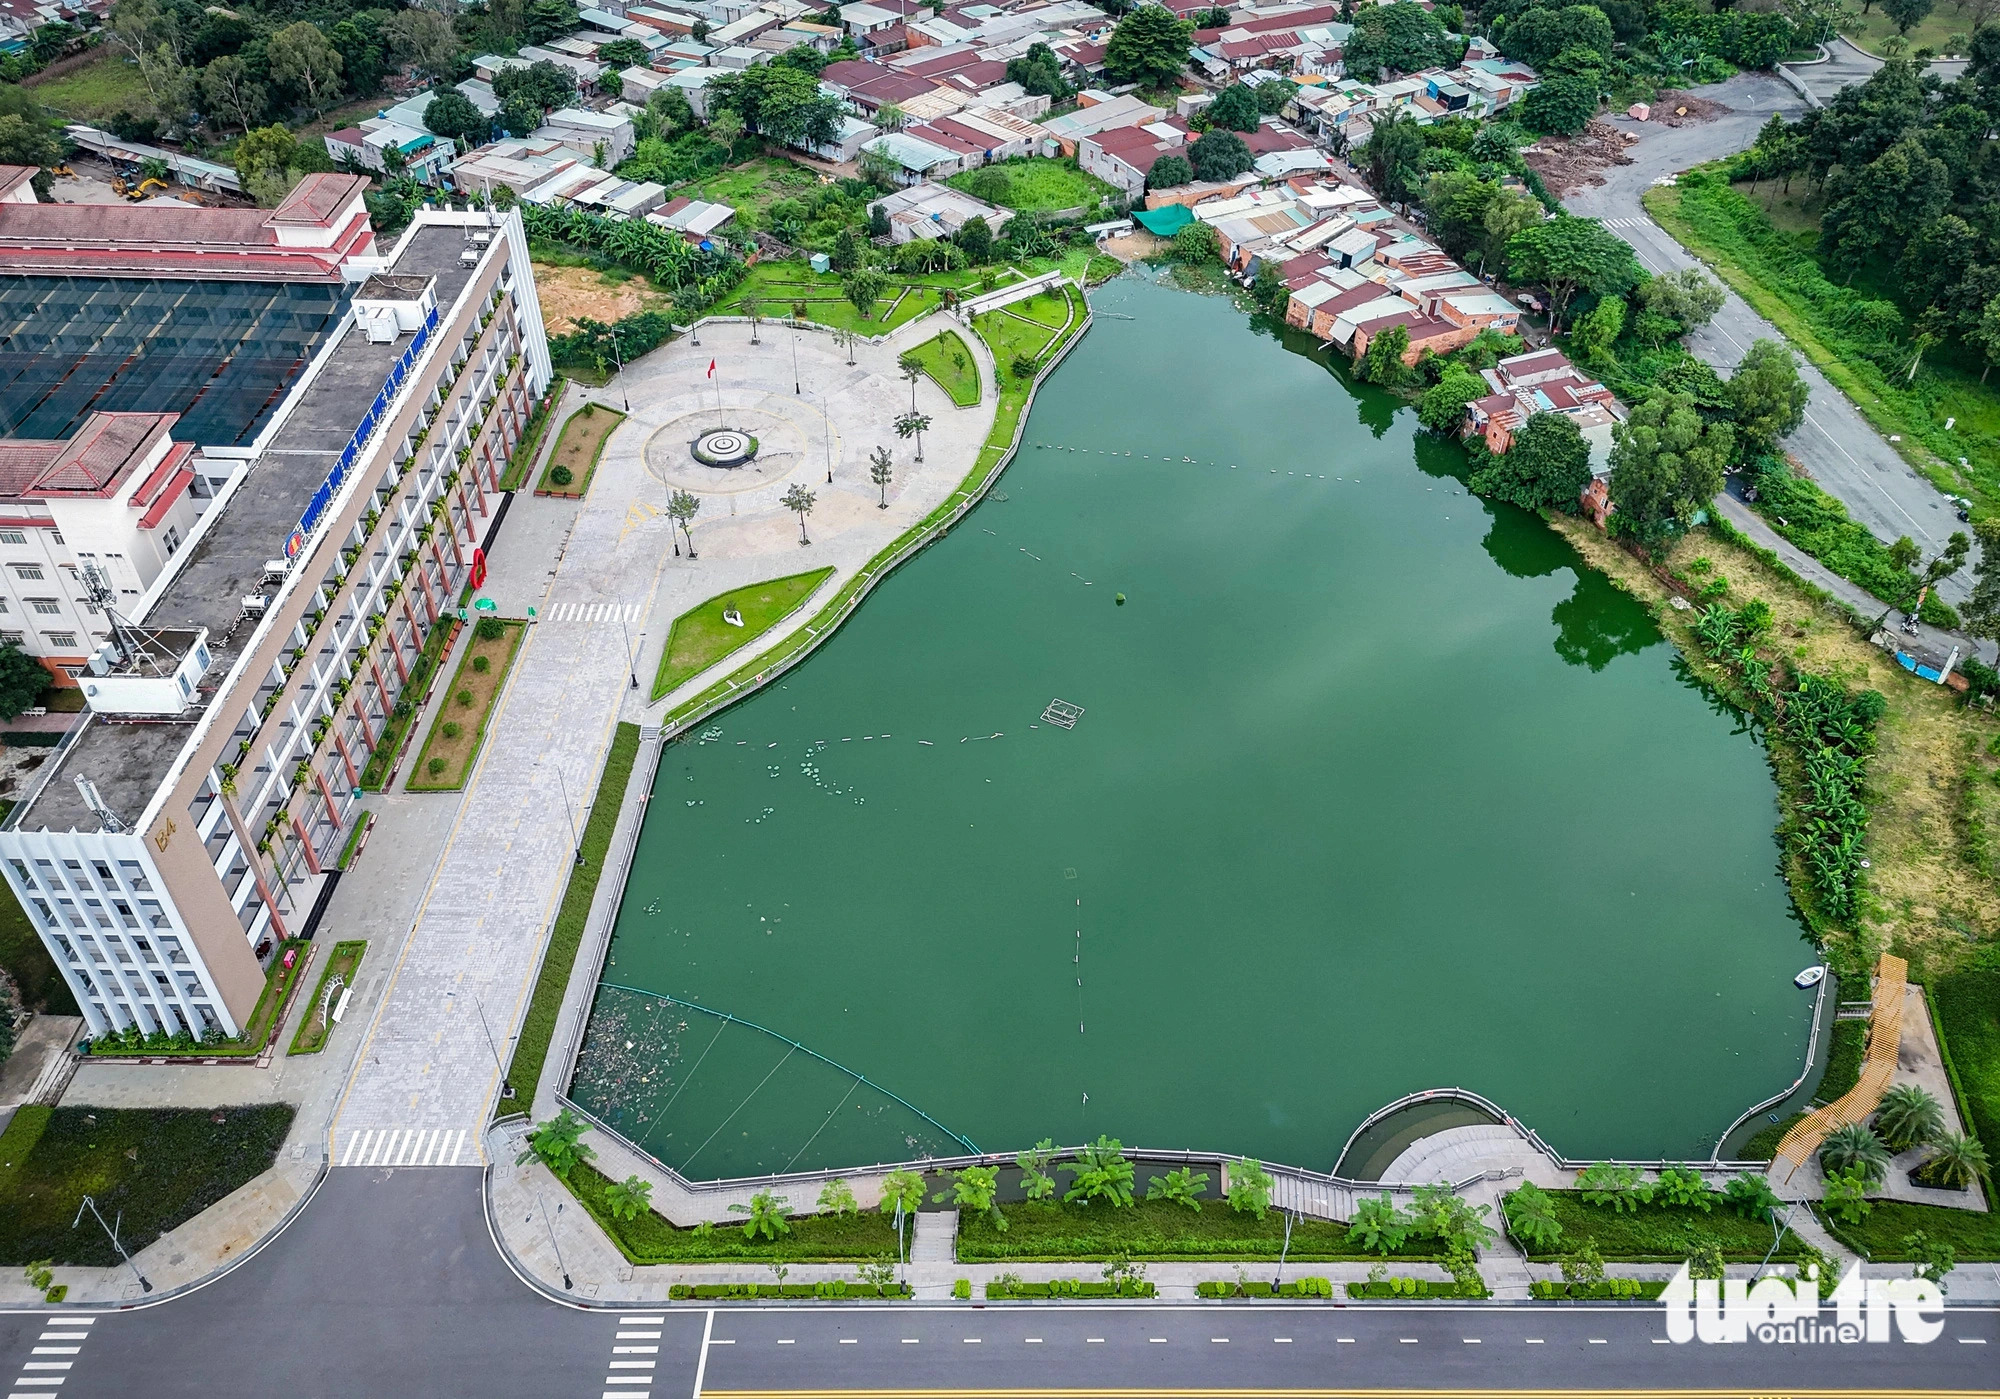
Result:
[707, 359, 716, 378]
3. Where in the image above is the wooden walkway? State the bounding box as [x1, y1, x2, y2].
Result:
[1775, 952, 1907, 1178]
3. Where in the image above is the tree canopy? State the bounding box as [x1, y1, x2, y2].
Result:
[1189, 128, 1254, 182]
[1506, 214, 1641, 328]
[1103, 4, 1195, 88]
[1147, 152, 1194, 189]
[1471, 411, 1594, 510]
[708, 63, 843, 148]
[1005, 42, 1070, 100]
[1607, 389, 1735, 543]
[1342, 1, 1459, 82]
[1204, 82, 1261, 132]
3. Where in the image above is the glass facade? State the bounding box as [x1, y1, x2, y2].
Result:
[0, 275, 352, 446]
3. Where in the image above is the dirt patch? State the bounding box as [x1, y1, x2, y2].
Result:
[537, 404, 624, 498]
[1647, 90, 1730, 127]
[1550, 516, 2000, 979]
[1521, 120, 1640, 197]
[1101, 230, 1167, 262]
[532, 261, 666, 334]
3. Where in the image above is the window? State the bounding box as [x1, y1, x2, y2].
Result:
[0, 598, 9, 614]
[12, 564, 42, 580]
[139, 900, 170, 929]
[8, 859, 32, 889]
[0, 530, 24, 545]
[29, 598, 61, 615]
[44, 632, 78, 649]
[164, 525, 181, 554]
[0, 632, 23, 646]
[91, 860, 113, 884]
[119, 860, 152, 891]
[49, 532, 61, 546]
[34, 900, 57, 930]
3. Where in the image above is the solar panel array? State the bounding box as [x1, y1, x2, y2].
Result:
[0, 275, 351, 447]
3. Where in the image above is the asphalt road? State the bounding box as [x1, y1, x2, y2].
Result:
[5, 1172, 1998, 1397]
[1564, 73, 1978, 605]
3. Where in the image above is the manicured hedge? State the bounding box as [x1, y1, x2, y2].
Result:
[669, 1281, 909, 1300]
[1530, 1279, 1667, 1300]
[984, 1277, 1156, 1299]
[1346, 1277, 1478, 1299]
[957, 1198, 1449, 1262]
[1196, 1277, 1335, 1299]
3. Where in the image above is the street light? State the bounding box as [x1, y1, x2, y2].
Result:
[551, 764, 584, 865]
[451, 990, 514, 1100]
[73, 1195, 150, 1293]
[537, 1190, 573, 1290]
[617, 609, 640, 690]
[1273, 1205, 1294, 1292]
[790, 325, 801, 396]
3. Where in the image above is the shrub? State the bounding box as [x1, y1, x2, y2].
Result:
[551, 464, 575, 486]
[456, 689, 474, 707]
[952, 1277, 971, 1299]
[427, 757, 448, 777]
[472, 655, 491, 673]
[442, 722, 461, 739]
[476, 616, 506, 641]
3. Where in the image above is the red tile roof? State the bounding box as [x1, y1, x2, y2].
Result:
[26, 413, 175, 497]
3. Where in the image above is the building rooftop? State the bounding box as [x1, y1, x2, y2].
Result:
[15, 223, 482, 835]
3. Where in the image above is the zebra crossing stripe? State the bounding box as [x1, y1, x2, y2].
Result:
[543, 602, 643, 623]
[338, 1126, 469, 1167]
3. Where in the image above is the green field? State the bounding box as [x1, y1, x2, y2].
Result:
[22, 51, 153, 122]
[1517, 1189, 1804, 1261]
[651, 569, 834, 702]
[905, 329, 981, 407]
[972, 284, 1081, 383]
[1814, 1198, 2000, 1261]
[959, 1198, 1449, 1262]
[0, 1105, 294, 1265]
[713, 262, 985, 336]
[949, 157, 1118, 213]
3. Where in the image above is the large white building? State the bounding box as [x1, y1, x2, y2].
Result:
[0, 167, 554, 1042]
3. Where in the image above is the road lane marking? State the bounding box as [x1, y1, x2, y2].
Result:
[710, 1341, 734, 1347]
[1588, 1339, 1607, 1345]
[1337, 1338, 1355, 1344]
[1525, 1338, 1544, 1344]
[1399, 1339, 1417, 1345]
[615, 1347, 661, 1355]
[1149, 1338, 1166, 1344]
[620, 1332, 663, 1340]
[1024, 1339, 1041, 1344]
[963, 1339, 980, 1345]
[1652, 1338, 1670, 1345]
[610, 1362, 658, 1369]
[622, 1316, 665, 1324]
[1210, 1338, 1229, 1344]
[1086, 1339, 1103, 1344]
[1274, 1338, 1292, 1344]
[692, 1308, 716, 1399]
[1462, 1339, 1480, 1344]
[1960, 1338, 1988, 1344]
[840, 1339, 857, 1345]
[27, 1353, 76, 1358]
[902, 1340, 919, 1345]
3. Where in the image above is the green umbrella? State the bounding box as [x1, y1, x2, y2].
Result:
[473, 597, 498, 612]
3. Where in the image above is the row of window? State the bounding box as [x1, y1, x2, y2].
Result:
[1, 630, 85, 650]
[0, 529, 60, 546]
[11, 855, 154, 895]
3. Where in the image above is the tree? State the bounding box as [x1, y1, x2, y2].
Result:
[526, 0, 581, 44]
[879, 1168, 925, 1219]
[1821, 1166, 1874, 1224]
[234, 123, 300, 186]
[1345, 1193, 1411, 1254]
[1727, 338, 1808, 455]
[516, 1108, 594, 1178]
[1146, 1165, 1209, 1210]
[842, 267, 887, 318]
[1576, 1162, 1652, 1212]
[1481, 187, 1541, 275]
[957, 214, 993, 264]
[599, 37, 651, 67]
[1225, 1158, 1272, 1219]
[269, 22, 344, 113]
[1148, 152, 1193, 189]
[936, 1164, 1005, 1229]
[1470, 411, 1593, 510]
[1343, 0, 1457, 80]
[1882, 0, 1933, 32]
[1507, 215, 1639, 330]
[1362, 111, 1426, 204]
[1961, 517, 2000, 642]
[894, 410, 932, 462]
[1497, 4, 1614, 69]
[1503, 1181, 1563, 1251]
[1418, 366, 1488, 434]
[199, 56, 267, 136]
[1652, 1166, 1714, 1210]
[1519, 75, 1599, 136]
[1872, 1083, 1945, 1152]
[1204, 82, 1260, 132]
[876, 103, 907, 132]
[1189, 128, 1253, 182]
[1559, 1239, 1605, 1286]
[1820, 1121, 1891, 1183]
[499, 96, 546, 140]
[1634, 267, 1724, 342]
[667, 488, 700, 558]
[1919, 1130, 1991, 1189]
[0, 115, 60, 198]
[710, 62, 841, 145]
[0, 642, 47, 722]
[494, 59, 578, 117]
[1422, 169, 1499, 262]
[1063, 1135, 1136, 1207]
[388, 8, 461, 82]
[1902, 1230, 1956, 1291]
[1173, 220, 1218, 261]
[1005, 41, 1070, 100]
[425, 91, 487, 143]
[1568, 293, 1625, 368]
[781, 483, 816, 544]
[1409, 1183, 1496, 1251]
[1821, 136, 1950, 278]
[648, 85, 696, 141]
[1608, 390, 1734, 543]
[728, 1190, 791, 1241]
[1255, 78, 1297, 115]
[869, 446, 893, 508]
[605, 1174, 654, 1221]
[1723, 1173, 1781, 1222]
[1014, 1139, 1059, 1200]
[1356, 325, 1414, 385]
[1103, 4, 1195, 88]
[897, 353, 923, 411]
[1194, 6, 1233, 25]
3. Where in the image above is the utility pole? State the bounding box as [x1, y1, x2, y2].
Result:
[73, 1196, 150, 1293]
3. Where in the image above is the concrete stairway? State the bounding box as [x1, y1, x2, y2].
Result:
[1267, 1171, 1356, 1221]
[911, 1209, 957, 1264]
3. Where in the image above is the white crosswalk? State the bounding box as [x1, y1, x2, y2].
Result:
[1603, 217, 1647, 230]
[603, 1315, 664, 1399]
[541, 602, 644, 624]
[336, 1126, 472, 1168]
[8, 1315, 97, 1397]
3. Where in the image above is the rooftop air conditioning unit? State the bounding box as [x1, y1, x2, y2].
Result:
[242, 594, 269, 616]
[459, 247, 481, 267]
[472, 229, 494, 246]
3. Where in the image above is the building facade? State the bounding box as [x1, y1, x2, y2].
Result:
[0, 172, 553, 1041]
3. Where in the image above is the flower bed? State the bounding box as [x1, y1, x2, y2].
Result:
[406, 619, 525, 791]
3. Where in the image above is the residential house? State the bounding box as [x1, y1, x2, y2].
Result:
[869, 181, 1013, 242]
[1465, 348, 1625, 471]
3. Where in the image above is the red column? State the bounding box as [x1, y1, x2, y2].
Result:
[331, 729, 361, 786]
[291, 814, 323, 877]
[220, 795, 288, 941]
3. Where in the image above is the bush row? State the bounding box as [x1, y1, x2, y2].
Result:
[667, 1282, 910, 1300]
[1529, 1278, 1666, 1300]
[1345, 1277, 1481, 1299]
[1195, 1278, 1335, 1299]
[982, 1278, 1156, 1299]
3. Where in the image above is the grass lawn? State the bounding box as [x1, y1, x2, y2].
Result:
[288, 939, 366, 1055]
[1813, 1198, 2000, 1261]
[1815, 1019, 1868, 1104]
[23, 51, 152, 122]
[1731, 179, 1822, 237]
[681, 156, 820, 223]
[359, 619, 459, 790]
[905, 329, 981, 407]
[714, 261, 998, 337]
[1931, 970, 1999, 1193]
[537, 404, 623, 498]
[497, 722, 640, 1115]
[87, 938, 309, 1058]
[1839, 8, 1970, 57]
[571, 1163, 906, 1262]
[1516, 1190, 1804, 1262]
[407, 620, 524, 791]
[0, 802, 76, 1016]
[973, 284, 1080, 384]
[652, 568, 833, 701]
[958, 1198, 1449, 1263]
[0, 1104, 294, 1265]
[947, 156, 1118, 213]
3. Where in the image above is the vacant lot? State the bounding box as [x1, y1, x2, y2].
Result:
[534, 262, 670, 334]
[949, 157, 1117, 213]
[24, 51, 152, 122]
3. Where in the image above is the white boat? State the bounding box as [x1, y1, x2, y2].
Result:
[1795, 966, 1826, 989]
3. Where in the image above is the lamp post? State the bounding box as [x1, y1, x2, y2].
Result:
[537, 1190, 573, 1290]
[791, 325, 801, 396]
[617, 609, 640, 690]
[452, 990, 514, 1100]
[551, 764, 584, 865]
[73, 1196, 150, 1293]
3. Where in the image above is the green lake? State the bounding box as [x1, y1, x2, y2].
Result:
[570, 274, 1816, 1181]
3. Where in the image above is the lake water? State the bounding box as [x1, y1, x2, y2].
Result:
[570, 274, 1815, 1182]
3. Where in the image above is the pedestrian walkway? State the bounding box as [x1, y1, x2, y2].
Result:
[542, 601, 645, 624]
[336, 1125, 471, 1169]
[911, 1210, 957, 1264]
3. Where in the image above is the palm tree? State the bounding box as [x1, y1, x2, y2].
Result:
[728, 1190, 791, 1241]
[605, 1174, 654, 1221]
[781, 483, 816, 545]
[894, 410, 931, 463]
[897, 353, 922, 411]
[1819, 1121, 1891, 1184]
[667, 488, 700, 559]
[516, 1108, 594, 1179]
[869, 446, 893, 508]
[1874, 1084, 1945, 1153]
[744, 296, 763, 344]
[1502, 1181, 1562, 1252]
[1920, 1130, 1991, 1189]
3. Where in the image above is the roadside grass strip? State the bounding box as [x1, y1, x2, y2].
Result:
[652, 569, 834, 702]
[289, 939, 367, 1055]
